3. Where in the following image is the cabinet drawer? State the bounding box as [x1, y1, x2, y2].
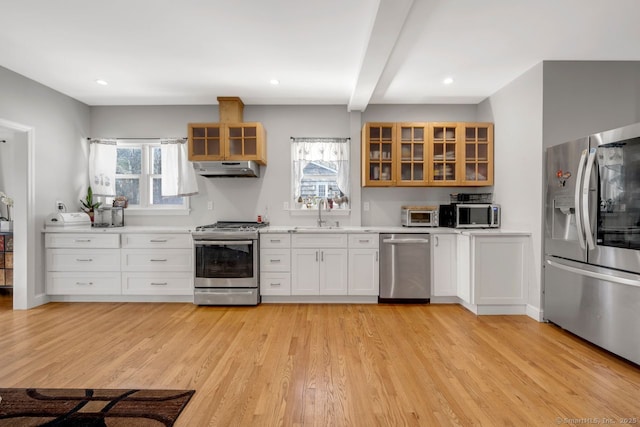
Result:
[45, 233, 120, 249]
[260, 234, 291, 249]
[348, 234, 379, 249]
[260, 249, 291, 272]
[122, 272, 194, 295]
[260, 272, 291, 296]
[291, 233, 348, 248]
[47, 272, 121, 295]
[121, 249, 192, 271]
[47, 249, 120, 271]
[121, 233, 192, 249]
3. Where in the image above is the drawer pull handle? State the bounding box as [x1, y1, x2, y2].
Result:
[270, 239, 281, 243]
[271, 282, 281, 286]
[75, 239, 91, 243]
[270, 259, 281, 263]
[359, 239, 369, 243]
[150, 259, 168, 262]
[150, 239, 168, 243]
[75, 281, 93, 286]
[76, 258, 93, 262]
[151, 282, 168, 286]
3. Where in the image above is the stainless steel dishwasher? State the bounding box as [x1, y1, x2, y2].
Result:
[379, 233, 431, 303]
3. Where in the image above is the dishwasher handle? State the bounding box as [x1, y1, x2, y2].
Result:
[382, 238, 430, 244]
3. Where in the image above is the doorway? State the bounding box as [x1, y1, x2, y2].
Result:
[0, 118, 35, 310]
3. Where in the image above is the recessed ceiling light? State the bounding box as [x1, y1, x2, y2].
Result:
[443, 77, 454, 85]
[95, 79, 109, 86]
[269, 79, 280, 85]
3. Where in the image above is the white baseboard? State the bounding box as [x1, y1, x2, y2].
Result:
[261, 295, 378, 304]
[527, 304, 544, 322]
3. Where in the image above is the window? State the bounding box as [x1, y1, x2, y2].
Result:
[111, 140, 188, 211]
[291, 137, 349, 210]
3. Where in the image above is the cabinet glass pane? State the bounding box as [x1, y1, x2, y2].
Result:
[413, 145, 423, 161]
[465, 127, 476, 140]
[401, 144, 411, 160]
[445, 164, 455, 180]
[206, 127, 219, 137]
[466, 143, 476, 160]
[434, 127, 444, 140]
[381, 144, 392, 160]
[413, 164, 423, 181]
[445, 144, 456, 160]
[478, 144, 488, 161]
[414, 127, 424, 141]
[401, 127, 412, 140]
[229, 128, 242, 138]
[370, 164, 380, 181]
[192, 139, 206, 155]
[381, 164, 391, 181]
[229, 140, 242, 155]
[401, 164, 411, 180]
[382, 127, 393, 140]
[434, 144, 444, 159]
[207, 139, 220, 156]
[466, 163, 476, 180]
[193, 128, 205, 138]
[244, 127, 257, 138]
[369, 127, 380, 139]
[477, 163, 488, 181]
[244, 138, 257, 156]
[369, 144, 381, 160]
[433, 164, 444, 180]
[478, 127, 488, 141]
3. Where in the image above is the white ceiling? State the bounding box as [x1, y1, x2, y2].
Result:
[2, 0, 640, 110]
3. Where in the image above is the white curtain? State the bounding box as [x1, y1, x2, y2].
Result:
[161, 138, 199, 197]
[291, 137, 349, 199]
[89, 139, 117, 196]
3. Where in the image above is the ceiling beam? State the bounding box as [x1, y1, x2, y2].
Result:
[348, 0, 415, 112]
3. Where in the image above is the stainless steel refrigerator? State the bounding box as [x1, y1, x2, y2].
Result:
[545, 122, 640, 365]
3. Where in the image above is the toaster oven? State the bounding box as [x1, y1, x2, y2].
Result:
[401, 206, 439, 227]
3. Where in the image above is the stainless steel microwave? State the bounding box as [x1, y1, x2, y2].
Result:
[401, 206, 439, 227]
[439, 204, 500, 228]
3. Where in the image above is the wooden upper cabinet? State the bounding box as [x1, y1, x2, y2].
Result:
[428, 122, 460, 186]
[396, 123, 429, 186]
[362, 123, 396, 187]
[461, 122, 493, 186]
[362, 121, 493, 187]
[188, 122, 267, 165]
[188, 123, 223, 161]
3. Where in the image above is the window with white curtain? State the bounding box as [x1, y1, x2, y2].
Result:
[291, 137, 349, 210]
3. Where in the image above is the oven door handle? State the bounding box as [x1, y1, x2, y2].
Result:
[194, 240, 253, 246]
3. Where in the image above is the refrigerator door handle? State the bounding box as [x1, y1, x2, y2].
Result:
[574, 149, 588, 250]
[582, 148, 597, 250]
[546, 258, 640, 288]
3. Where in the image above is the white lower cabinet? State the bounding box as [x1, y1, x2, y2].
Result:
[348, 234, 379, 296]
[291, 233, 348, 296]
[46, 233, 121, 296]
[260, 233, 292, 296]
[45, 231, 193, 298]
[431, 234, 457, 297]
[456, 233, 530, 313]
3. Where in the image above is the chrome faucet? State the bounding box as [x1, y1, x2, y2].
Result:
[317, 199, 326, 227]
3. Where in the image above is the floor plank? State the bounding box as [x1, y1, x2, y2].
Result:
[1, 298, 639, 426]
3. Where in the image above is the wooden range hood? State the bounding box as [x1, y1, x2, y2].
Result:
[217, 96, 244, 123]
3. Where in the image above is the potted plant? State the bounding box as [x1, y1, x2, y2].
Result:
[80, 186, 101, 222]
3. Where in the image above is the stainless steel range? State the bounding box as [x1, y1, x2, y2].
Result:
[192, 221, 267, 305]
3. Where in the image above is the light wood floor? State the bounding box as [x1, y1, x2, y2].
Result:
[1, 296, 639, 426]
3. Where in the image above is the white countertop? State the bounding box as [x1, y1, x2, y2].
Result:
[42, 225, 530, 236]
[43, 225, 194, 233]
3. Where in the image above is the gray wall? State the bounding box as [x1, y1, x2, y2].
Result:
[478, 63, 544, 313]
[0, 65, 90, 308]
[543, 61, 640, 148]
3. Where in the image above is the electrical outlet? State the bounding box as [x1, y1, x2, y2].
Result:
[207, 201, 213, 210]
[363, 202, 370, 211]
[55, 200, 65, 212]
[283, 202, 289, 210]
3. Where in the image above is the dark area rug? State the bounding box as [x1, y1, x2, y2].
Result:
[0, 388, 195, 426]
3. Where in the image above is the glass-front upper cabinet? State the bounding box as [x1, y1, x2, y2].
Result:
[225, 123, 266, 163]
[188, 123, 223, 160]
[429, 123, 459, 185]
[462, 123, 494, 186]
[362, 123, 395, 186]
[397, 123, 428, 186]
